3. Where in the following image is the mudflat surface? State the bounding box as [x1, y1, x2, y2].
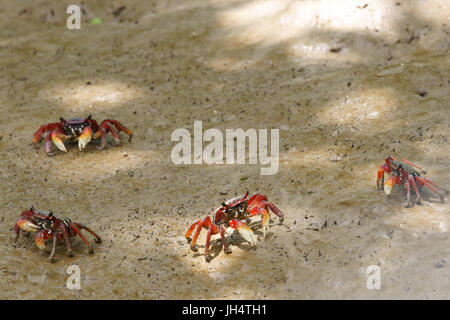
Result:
[0, 0, 449, 299]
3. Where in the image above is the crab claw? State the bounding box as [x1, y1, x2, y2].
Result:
[77, 126, 92, 151]
[17, 217, 41, 233]
[230, 220, 257, 247]
[261, 211, 270, 238]
[238, 225, 257, 247]
[51, 132, 67, 152]
[35, 232, 46, 250]
[384, 176, 396, 195]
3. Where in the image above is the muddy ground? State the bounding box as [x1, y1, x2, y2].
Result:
[0, 0, 449, 299]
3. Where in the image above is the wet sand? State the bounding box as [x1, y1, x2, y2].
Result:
[0, 0, 449, 299]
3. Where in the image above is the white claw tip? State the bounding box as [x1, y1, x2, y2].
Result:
[54, 141, 67, 152]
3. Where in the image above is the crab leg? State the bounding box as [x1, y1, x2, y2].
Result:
[104, 119, 133, 141]
[185, 220, 201, 242]
[60, 225, 74, 257]
[404, 179, 412, 208]
[74, 223, 102, 243]
[408, 174, 422, 205]
[415, 176, 448, 201]
[33, 125, 48, 144]
[266, 201, 285, 223]
[400, 158, 426, 174]
[189, 218, 206, 251]
[70, 224, 94, 254]
[205, 225, 213, 262]
[108, 123, 121, 145]
[418, 177, 448, 193]
[377, 164, 391, 190]
[44, 132, 53, 153]
[94, 123, 120, 148]
[219, 225, 231, 254]
[13, 223, 21, 241]
[256, 207, 270, 238]
[94, 120, 133, 149]
[49, 234, 58, 261]
[96, 128, 107, 150]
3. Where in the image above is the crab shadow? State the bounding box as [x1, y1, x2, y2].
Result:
[41, 136, 126, 156]
[193, 218, 281, 262]
[386, 184, 448, 208]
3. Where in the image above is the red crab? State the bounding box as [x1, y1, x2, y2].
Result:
[32, 115, 132, 155]
[377, 156, 448, 207]
[14, 206, 101, 261]
[185, 191, 284, 262]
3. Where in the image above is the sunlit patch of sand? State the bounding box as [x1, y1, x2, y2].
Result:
[38, 80, 143, 113]
[217, 0, 391, 50]
[316, 87, 398, 125]
[48, 149, 158, 183]
[384, 204, 449, 233]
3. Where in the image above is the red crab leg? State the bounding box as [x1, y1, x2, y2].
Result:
[44, 132, 53, 153]
[219, 225, 231, 254]
[74, 223, 102, 243]
[33, 123, 57, 144]
[265, 201, 285, 223]
[204, 222, 220, 262]
[408, 174, 422, 205]
[189, 218, 206, 251]
[256, 207, 270, 238]
[60, 225, 74, 257]
[377, 164, 391, 190]
[205, 225, 213, 262]
[418, 177, 448, 193]
[415, 176, 448, 201]
[104, 119, 133, 141]
[400, 158, 426, 174]
[404, 179, 412, 208]
[94, 123, 120, 148]
[13, 223, 21, 241]
[33, 125, 47, 144]
[93, 119, 133, 149]
[377, 166, 384, 190]
[108, 123, 121, 145]
[49, 234, 58, 261]
[185, 220, 201, 242]
[96, 128, 108, 150]
[69, 224, 94, 254]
